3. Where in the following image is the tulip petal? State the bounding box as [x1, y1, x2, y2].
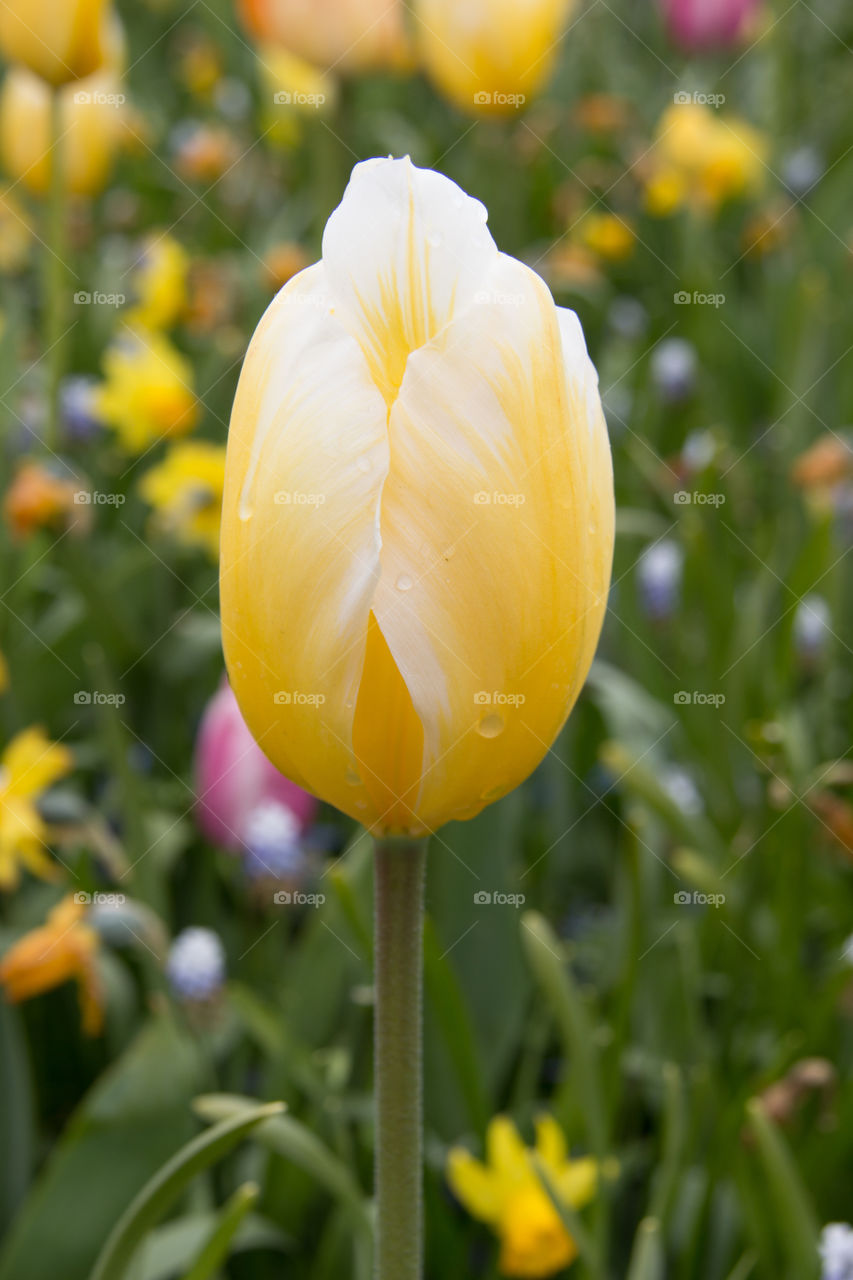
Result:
[368, 252, 613, 830]
[220, 264, 390, 816]
[321, 156, 497, 405]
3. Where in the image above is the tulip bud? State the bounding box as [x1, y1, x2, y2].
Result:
[166, 927, 225, 1001]
[414, 0, 573, 116]
[0, 0, 110, 86]
[239, 0, 411, 73]
[660, 0, 762, 51]
[194, 679, 317, 849]
[0, 64, 125, 197]
[220, 156, 614, 837]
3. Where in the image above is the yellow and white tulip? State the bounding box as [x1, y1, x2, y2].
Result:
[220, 157, 613, 836]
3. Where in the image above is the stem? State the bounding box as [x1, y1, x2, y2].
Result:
[46, 86, 68, 452]
[373, 836, 428, 1280]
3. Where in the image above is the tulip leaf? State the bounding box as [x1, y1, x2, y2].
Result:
[136, 1212, 289, 1280]
[423, 916, 489, 1135]
[90, 1101, 284, 1280]
[626, 1217, 664, 1280]
[181, 1182, 260, 1280]
[649, 1063, 686, 1225]
[744, 1099, 819, 1279]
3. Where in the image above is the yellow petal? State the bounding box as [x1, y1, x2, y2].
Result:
[487, 1115, 529, 1181]
[2, 727, 72, 798]
[370, 256, 613, 830]
[556, 1156, 598, 1208]
[220, 263, 389, 816]
[534, 1115, 567, 1171]
[0, 0, 108, 86]
[321, 156, 498, 405]
[447, 1147, 503, 1224]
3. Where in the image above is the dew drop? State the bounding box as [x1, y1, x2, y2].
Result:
[395, 573, 413, 592]
[345, 766, 362, 786]
[480, 784, 503, 802]
[427, 229, 443, 248]
[238, 497, 253, 522]
[357, 456, 371, 473]
[477, 713, 504, 739]
[443, 545, 456, 560]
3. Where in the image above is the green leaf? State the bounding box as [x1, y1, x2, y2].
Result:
[90, 1102, 284, 1280]
[649, 1063, 685, 1225]
[182, 1182, 260, 1280]
[423, 917, 489, 1135]
[626, 1218, 664, 1280]
[0, 1003, 34, 1233]
[137, 1213, 288, 1280]
[0, 1016, 201, 1280]
[744, 1099, 819, 1279]
[520, 911, 607, 1161]
[193, 1093, 371, 1234]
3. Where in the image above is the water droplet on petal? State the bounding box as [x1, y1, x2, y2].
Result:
[345, 766, 362, 786]
[480, 784, 504, 802]
[395, 574, 413, 592]
[427, 230, 443, 248]
[358, 456, 371, 473]
[477, 713, 504, 739]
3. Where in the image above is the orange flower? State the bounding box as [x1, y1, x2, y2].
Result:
[0, 895, 103, 1033]
[3, 462, 83, 539]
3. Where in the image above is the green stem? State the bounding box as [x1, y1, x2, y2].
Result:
[373, 835, 428, 1280]
[46, 86, 68, 452]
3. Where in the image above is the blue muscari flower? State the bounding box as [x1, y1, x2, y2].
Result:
[820, 1224, 853, 1280]
[637, 539, 683, 622]
[167, 927, 225, 1001]
[242, 799, 305, 882]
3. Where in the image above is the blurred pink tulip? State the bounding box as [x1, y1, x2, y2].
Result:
[194, 679, 317, 848]
[662, 0, 761, 49]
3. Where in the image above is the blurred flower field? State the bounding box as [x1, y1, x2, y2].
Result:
[1, 0, 853, 1277]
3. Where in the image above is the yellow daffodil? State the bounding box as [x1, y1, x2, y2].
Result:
[0, 727, 73, 890]
[0, 0, 110, 86]
[96, 330, 199, 453]
[645, 102, 765, 215]
[0, 895, 103, 1033]
[448, 1115, 598, 1278]
[579, 212, 636, 262]
[139, 441, 226, 559]
[239, 0, 412, 73]
[0, 63, 125, 198]
[414, 0, 573, 116]
[221, 157, 614, 836]
[125, 233, 190, 331]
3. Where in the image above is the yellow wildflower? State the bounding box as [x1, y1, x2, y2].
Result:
[126, 234, 190, 331]
[645, 102, 766, 214]
[447, 1114, 598, 1278]
[579, 212, 636, 262]
[0, 727, 73, 890]
[139, 441, 226, 559]
[0, 895, 103, 1033]
[96, 330, 199, 452]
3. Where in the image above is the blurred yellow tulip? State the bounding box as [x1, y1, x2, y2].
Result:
[0, 0, 110, 86]
[221, 157, 614, 837]
[239, 0, 412, 72]
[0, 63, 125, 197]
[414, 0, 574, 116]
